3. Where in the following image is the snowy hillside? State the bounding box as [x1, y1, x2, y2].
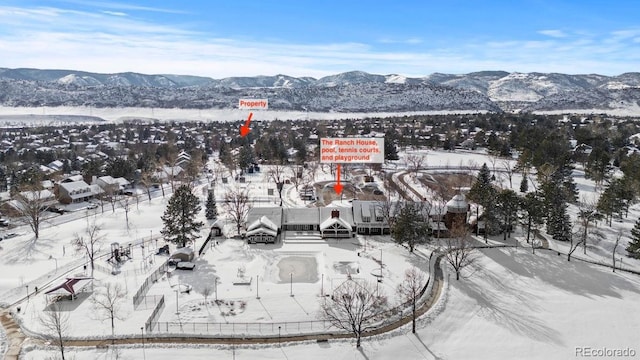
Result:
[1, 68, 640, 114]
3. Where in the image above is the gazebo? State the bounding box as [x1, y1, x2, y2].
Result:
[44, 276, 93, 302]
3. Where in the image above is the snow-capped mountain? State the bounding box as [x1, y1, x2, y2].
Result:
[216, 74, 315, 88]
[0, 67, 639, 113]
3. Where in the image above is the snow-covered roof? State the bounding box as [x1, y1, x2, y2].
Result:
[247, 215, 278, 232]
[97, 175, 117, 185]
[18, 189, 55, 201]
[283, 208, 318, 225]
[115, 177, 130, 187]
[320, 217, 352, 231]
[44, 277, 93, 297]
[62, 174, 84, 183]
[446, 194, 468, 213]
[59, 180, 91, 192]
[319, 207, 354, 226]
[246, 207, 282, 229]
[246, 227, 277, 237]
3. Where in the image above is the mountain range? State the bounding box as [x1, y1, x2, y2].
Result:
[1, 68, 639, 114]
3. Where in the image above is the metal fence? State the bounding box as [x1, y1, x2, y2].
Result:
[145, 295, 165, 332]
[132, 259, 169, 308]
[147, 319, 335, 336]
[134, 294, 165, 310]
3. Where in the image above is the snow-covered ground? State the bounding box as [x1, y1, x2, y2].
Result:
[0, 106, 488, 125]
[19, 245, 640, 360]
[2, 148, 640, 359]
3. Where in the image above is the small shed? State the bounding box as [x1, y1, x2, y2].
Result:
[211, 220, 223, 237]
[170, 247, 195, 262]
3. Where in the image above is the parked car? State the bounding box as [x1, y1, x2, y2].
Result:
[0, 218, 9, 227]
[0, 232, 18, 241]
[176, 261, 196, 270]
[47, 206, 66, 214]
[87, 203, 98, 209]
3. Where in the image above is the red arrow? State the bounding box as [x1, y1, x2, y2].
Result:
[240, 112, 253, 137]
[334, 164, 343, 195]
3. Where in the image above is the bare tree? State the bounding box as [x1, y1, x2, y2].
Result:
[72, 219, 104, 278]
[321, 279, 386, 348]
[103, 186, 119, 213]
[445, 221, 477, 280]
[184, 150, 204, 187]
[376, 190, 401, 231]
[267, 163, 289, 206]
[40, 303, 69, 360]
[202, 286, 213, 306]
[119, 195, 133, 231]
[161, 149, 180, 192]
[397, 267, 426, 333]
[576, 199, 604, 255]
[288, 164, 304, 192]
[138, 161, 157, 202]
[14, 185, 54, 240]
[488, 153, 500, 179]
[222, 185, 251, 235]
[501, 159, 515, 189]
[612, 231, 622, 272]
[405, 154, 426, 177]
[428, 183, 451, 239]
[567, 223, 584, 262]
[92, 282, 127, 336]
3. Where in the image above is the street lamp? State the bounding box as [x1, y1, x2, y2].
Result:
[380, 248, 383, 280]
[174, 290, 179, 314]
[141, 326, 146, 360]
[321, 274, 324, 297]
[290, 272, 293, 297]
[215, 277, 218, 301]
[256, 275, 260, 299]
[278, 325, 281, 345]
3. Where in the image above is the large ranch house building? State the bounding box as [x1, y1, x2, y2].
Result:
[244, 196, 469, 244]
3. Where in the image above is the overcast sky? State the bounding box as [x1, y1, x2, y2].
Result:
[1, 0, 639, 78]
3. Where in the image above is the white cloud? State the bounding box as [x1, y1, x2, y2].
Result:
[59, 0, 189, 14]
[538, 29, 567, 38]
[102, 10, 127, 17]
[379, 37, 423, 45]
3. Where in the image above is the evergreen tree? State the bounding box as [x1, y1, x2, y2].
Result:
[467, 163, 497, 240]
[205, 191, 218, 220]
[161, 185, 204, 247]
[496, 189, 519, 240]
[627, 217, 640, 258]
[384, 139, 399, 160]
[238, 142, 255, 173]
[519, 191, 545, 251]
[390, 202, 430, 252]
[519, 175, 528, 193]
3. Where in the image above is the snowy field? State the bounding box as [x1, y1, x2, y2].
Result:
[2, 149, 640, 359]
[20, 246, 640, 360]
[0, 106, 487, 125]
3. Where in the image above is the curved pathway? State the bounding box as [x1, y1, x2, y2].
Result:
[0, 311, 26, 360]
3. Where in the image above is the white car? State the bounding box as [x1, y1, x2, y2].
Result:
[87, 203, 98, 209]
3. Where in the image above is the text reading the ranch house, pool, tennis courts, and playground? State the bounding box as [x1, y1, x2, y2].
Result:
[320, 138, 384, 164]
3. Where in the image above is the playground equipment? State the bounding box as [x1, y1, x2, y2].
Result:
[107, 242, 132, 264]
[157, 244, 170, 255]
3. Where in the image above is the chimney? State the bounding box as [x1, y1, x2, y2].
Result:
[331, 209, 340, 218]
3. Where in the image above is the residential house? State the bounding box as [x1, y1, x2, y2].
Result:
[246, 207, 282, 244]
[58, 181, 102, 204]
